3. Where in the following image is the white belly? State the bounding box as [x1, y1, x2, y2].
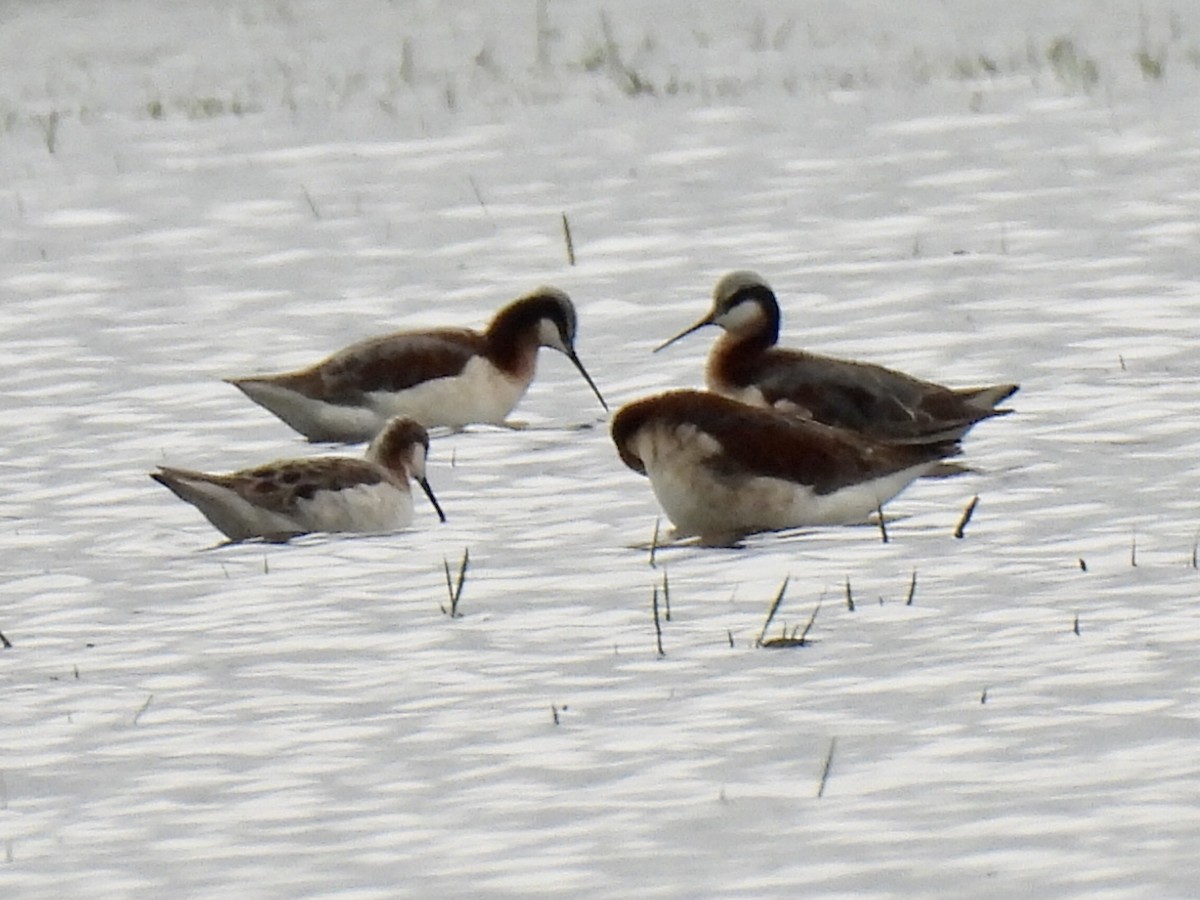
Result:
[175, 477, 414, 540]
[287, 482, 415, 535]
[366, 355, 529, 430]
[631, 423, 927, 541]
[239, 355, 530, 442]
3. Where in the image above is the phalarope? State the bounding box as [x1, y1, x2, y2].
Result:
[229, 286, 607, 442]
[151, 416, 445, 541]
[611, 389, 958, 544]
[656, 271, 1017, 445]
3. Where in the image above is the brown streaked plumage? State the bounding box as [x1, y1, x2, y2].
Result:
[228, 286, 607, 442]
[151, 416, 445, 542]
[612, 390, 958, 544]
[655, 271, 1018, 445]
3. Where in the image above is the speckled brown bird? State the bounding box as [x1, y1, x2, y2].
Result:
[152, 416, 445, 541]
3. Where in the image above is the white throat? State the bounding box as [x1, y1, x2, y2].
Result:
[537, 318, 569, 353]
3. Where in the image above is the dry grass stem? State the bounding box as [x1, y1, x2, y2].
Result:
[755, 577, 789, 646]
[954, 495, 980, 539]
[561, 212, 576, 265]
[441, 548, 470, 617]
[796, 596, 822, 644]
[652, 584, 665, 657]
[758, 579, 819, 649]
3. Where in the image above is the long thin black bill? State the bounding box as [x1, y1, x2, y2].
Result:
[652, 315, 712, 353]
[567, 350, 609, 412]
[418, 477, 447, 522]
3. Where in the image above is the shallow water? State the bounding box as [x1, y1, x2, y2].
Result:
[4, 2, 1200, 896]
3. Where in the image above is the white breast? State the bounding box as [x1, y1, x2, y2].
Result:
[709, 381, 768, 408]
[367, 353, 529, 430]
[289, 481, 415, 534]
[631, 421, 930, 540]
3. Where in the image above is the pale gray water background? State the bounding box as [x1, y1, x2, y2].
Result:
[3, 1, 1200, 896]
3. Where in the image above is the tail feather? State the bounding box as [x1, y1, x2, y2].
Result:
[151, 467, 275, 542]
[151, 466, 223, 504]
[957, 383, 1019, 411]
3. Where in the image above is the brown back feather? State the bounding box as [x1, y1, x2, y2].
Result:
[612, 391, 957, 495]
[715, 342, 1002, 443]
[279, 329, 483, 403]
[230, 457, 385, 512]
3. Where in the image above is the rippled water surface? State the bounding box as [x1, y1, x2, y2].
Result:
[4, 2, 1200, 896]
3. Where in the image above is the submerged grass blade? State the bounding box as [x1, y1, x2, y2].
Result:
[817, 737, 837, 798]
[301, 185, 321, 219]
[132, 693, 154, 726]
